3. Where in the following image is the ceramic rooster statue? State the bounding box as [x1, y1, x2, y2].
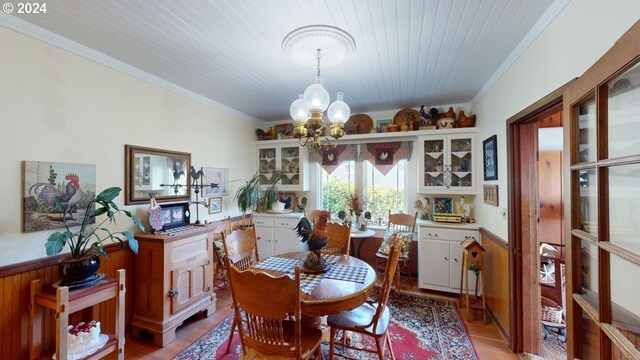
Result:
[294, 210, 330, 271]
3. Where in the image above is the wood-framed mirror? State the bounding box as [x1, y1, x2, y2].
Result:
[124, 145, 191, 205]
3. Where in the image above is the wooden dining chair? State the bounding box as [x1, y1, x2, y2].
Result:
[225, 257, 323, 359]
[322, 222, 351, 255]
[221, 226, 260, 354]
[375, 211, 417, 289]
[306, 209, 332, 225]
[328, 235, 401, 360]
[211, 216, 233, 288]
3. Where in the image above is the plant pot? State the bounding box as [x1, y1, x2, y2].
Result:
[59, 256, 100, 286]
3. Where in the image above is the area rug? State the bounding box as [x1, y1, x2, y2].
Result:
[174, 292, 478, 359]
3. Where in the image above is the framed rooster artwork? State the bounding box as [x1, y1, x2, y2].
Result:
[23, 161, 96, 233]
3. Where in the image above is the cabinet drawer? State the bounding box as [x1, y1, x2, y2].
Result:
[420, 227, 478, 241]
[253, 217, 274, 227]
[274, 217, 299, 229]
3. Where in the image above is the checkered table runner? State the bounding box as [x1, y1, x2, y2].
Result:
[324, 264, 368, 284]
[252, 256, 301, 273]
[252, 254, 366, 294]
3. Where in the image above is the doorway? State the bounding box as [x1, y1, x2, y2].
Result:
[507, 83, 572, 356]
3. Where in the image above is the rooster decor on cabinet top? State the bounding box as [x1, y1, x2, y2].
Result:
[23, 161, 96, 233]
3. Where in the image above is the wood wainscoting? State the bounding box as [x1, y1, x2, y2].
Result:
[0, 215, 248, 359]
[0, 244, 134, 359]
[480, 227, 511, 347]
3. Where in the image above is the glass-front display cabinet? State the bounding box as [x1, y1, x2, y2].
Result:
[566, 25, 640, 359]
[417, 130, 476, 194]
[257, 141, 308, 191]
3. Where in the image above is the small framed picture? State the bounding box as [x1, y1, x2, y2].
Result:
[208, 197, 222, 214]
[375, 119, 392, 133]
[434, 197, 453, 214]
[279, 192, 296, 210]
[483, 185, 499, 206]
[483, 135, 498, 181]
[159, 202, 190, 230]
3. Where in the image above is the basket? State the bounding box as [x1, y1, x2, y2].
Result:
[430, 213, 463, 223]
[541, 296, 564, 324]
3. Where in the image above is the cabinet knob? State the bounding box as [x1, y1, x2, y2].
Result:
[454, 258, 458, 262]
[169, 288, 178, 298]
[444, 257, 448, 261]
[204, 286, 211, 292]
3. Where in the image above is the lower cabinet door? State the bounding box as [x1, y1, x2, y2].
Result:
[422, 239, 450, 288]
[255, 225, 274, 259]
[273, 227, 300, 255]
[170, 258, 210, 314]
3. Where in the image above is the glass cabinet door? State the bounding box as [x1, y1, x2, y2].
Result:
[448, 136, 474, 189]
[258, 148, 276, 185]
[577, 95, 596, 164]
[280, 146, 300, 186]
[422, 138, 444, 188]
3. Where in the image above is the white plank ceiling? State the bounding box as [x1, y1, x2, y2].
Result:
[8, 0, 556, 122]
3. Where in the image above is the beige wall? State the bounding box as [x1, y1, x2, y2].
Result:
[0, 27, 258, 266]
[472, 0, 640, 240]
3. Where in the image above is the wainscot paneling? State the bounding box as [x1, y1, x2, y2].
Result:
[480, 227, 511, 345]
[0, 215, 248, 359]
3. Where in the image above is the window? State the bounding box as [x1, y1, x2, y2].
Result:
[364, 160, 405, 225]
[320, 159, 406, 225]
[321, 161, 355, 214]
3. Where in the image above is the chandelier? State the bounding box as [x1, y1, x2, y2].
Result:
[283, 25, 355, 150]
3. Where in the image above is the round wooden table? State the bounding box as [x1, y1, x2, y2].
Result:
[263, 252, 376, 318]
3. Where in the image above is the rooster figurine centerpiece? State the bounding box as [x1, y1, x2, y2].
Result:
[294, 210, 330, 272]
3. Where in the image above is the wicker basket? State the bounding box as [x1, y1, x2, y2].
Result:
[541, 296, 564, 324]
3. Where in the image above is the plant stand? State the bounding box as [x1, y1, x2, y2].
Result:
[28, 269, 125, 360]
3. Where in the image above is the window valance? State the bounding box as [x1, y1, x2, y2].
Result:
[359, 141, 412, 175]
[308, 144, 357, 174]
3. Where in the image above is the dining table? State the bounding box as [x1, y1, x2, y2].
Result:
[251, 251, 376, 320]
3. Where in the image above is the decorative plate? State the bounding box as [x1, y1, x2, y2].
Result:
[344, 114, 374, 134]
[393, 108, 421, 129]
[265, 209, 293, 214]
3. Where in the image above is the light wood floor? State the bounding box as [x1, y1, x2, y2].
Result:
[125, 284, 517, 359]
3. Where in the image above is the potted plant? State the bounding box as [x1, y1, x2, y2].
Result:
[45, 187, 145, 286]
[234, 170, 261, 227]
[260, 169, 284, 212]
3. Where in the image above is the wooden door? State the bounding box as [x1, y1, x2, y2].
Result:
[564, 20, 640, 359]
[170, 258, 211, 314]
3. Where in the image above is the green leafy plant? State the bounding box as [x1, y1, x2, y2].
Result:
[234, 170, 262, 226]
[261, 169, 284, 211]
[45, 187, 145, 258]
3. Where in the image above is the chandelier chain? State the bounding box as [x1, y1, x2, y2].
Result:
[316, 48, 321, 78]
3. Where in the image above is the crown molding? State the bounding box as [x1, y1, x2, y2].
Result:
[470, 0, 570, 107]
[0, 13, 267, 127]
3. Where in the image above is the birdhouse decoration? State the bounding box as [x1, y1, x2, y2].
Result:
[460, 236, 485, 274]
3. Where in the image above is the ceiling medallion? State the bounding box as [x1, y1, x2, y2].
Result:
[284, 25, 356, 151]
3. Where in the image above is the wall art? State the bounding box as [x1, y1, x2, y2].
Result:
[201, 167, 229, 197]
[23, 161, 96, 233]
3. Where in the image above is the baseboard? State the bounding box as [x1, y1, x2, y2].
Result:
[487, 302, 511, 349]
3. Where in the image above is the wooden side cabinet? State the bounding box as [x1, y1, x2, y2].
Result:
[132, 226, 216, 346]
[28, 269, 126, 360]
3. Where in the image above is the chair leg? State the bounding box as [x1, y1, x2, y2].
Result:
[385, 331, 395, 360]
[329, 327, 336, 360]
[374, 336, 385, 360]
[405, 262, 413, 289]
[224, 314, 237, 355]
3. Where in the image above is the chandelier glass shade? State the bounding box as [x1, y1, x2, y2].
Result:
[284, 25, 355, 150]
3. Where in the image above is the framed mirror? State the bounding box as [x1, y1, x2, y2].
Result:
[124, 145, 191, 205]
